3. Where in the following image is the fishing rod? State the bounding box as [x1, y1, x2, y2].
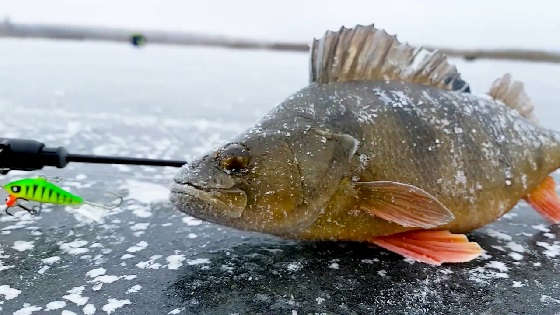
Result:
[0, 138, 187, 175]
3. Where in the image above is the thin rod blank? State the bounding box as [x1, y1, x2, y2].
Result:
[1, 20, 560, 63]
[67, 154, 186, 167]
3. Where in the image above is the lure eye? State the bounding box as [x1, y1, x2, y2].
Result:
[11, 186, 21, 193]
[218, 143, 250, 173]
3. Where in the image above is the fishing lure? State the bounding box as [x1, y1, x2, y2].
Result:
[2, 177, 121, 216]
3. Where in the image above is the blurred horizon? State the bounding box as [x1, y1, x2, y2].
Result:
[1, 1, 559, 131]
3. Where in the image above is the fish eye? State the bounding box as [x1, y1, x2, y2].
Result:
[11, 186, 20, 193]
[218, 143, 250, 173]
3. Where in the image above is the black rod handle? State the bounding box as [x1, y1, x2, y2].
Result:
[0, 138, 186, 174]
[67, 154, 186, 167]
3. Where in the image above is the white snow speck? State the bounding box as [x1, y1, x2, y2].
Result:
[124, 180, 168, 204]
[127, 241, 148, 253]
[168, 308, 184, 314]
[532, 224, 550, 232]
[0, 284, 21, 300]
[37, 266, 50, 274]
[485, 229, 512, 241]
[486, 261, 508, 272]
[136, 255, 163, 269]
[13, 303, 42, 315]
[63, 286, 89, 306]
[68, 204, 107, 224]
[541, 295, 560, 304]
[102, 298, 131, 314]
[286, 262, 302, 272]
[506, 242, 525, 253]
[41, 256, 61, 264]
[12, 240, 34, 251]
[45, 301, 66, 311]
[378, 270, 387, 277]
[130, 223, 150, 231]
[512, 281, 525, 288]
[329, 262, 340, 269]
[128, 204, 152, 218]
[86, 268, 107, 278]
[509, 252, 523, 261]
[89, 274, 136, 291]
[126, 285, 142, 294]
[61, 310, 77, 315]
[537, 241, 560, 258]
[60, 239, 89, 255]
[187, 258, 210, 265]
[167, 254, 186, 270]
[83, 304, 96, 315]
[182, 216, 202, 226]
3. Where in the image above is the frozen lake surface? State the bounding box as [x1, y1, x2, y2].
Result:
[0, 39, 560, 314]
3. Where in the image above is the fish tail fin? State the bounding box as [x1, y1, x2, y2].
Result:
[524, 176, 560, 224]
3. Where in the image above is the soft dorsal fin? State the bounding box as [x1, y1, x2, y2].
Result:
[309, 24, 470, 92]
[488, 73, 537, 123]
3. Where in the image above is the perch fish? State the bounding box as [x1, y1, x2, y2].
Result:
[171, 24, 560, 265]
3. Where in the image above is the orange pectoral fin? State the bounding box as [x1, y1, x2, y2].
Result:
[524, 176, 560, 224]
[355, 181, 455, 228]
[371, 230, 483, 265]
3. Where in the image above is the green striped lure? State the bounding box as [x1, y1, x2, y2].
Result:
[2, 177, 121, 216]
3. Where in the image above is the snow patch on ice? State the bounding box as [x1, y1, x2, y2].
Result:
[63, 286, 89, 306]
[102, 298, 130, 314]
[13, 303, 42, 315]
[83, 303, 96, 315]
[124, 180, 168, 204]
[127, 241, 148, 253]
[60, 239, 89, 255]
[182, 216, 202, 226]
[67, 204, 107, 224]
[187, 258, 210, 266]
[41, 256, 61, 264]
[485, 229, 512, 241]
[45, 301, 66, 311]
[12, 240, 34, 252]
[86, 268, 106, 278]
[0, 284, 21, 300]
[126, 284, 142, 294]
[537, 241, 560, 258]
[167, 254, 186, 270]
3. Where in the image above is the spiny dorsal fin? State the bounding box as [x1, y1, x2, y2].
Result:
[488, 73, 537, 123]
[309, 24, 470, 92]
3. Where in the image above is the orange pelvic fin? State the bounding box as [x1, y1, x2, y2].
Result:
[524, 176, 560, 224]
[371, 230, 483, 265]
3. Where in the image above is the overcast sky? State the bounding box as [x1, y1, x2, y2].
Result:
[2, 1, 560, 49]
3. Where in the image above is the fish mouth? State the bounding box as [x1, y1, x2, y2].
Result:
[170, 182, 247, 220]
